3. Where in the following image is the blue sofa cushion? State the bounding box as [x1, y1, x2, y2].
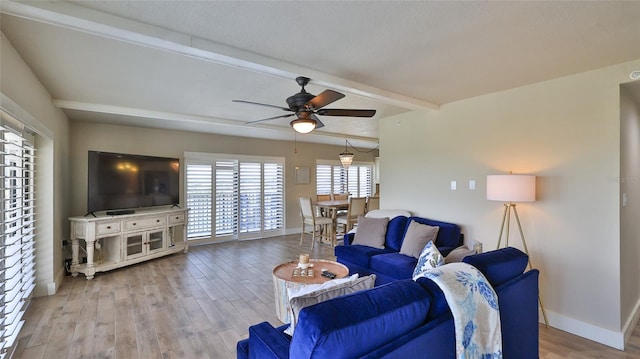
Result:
[384, 216, 410, 251]
[408, 217, 462, 250]
[369, 252, 417, 280]
[463, 247, 528, 287]
[290, 280, 431, 359]
[334, 244, 394, 268]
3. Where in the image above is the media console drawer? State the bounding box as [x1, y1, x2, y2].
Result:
[168, 213, 185, 225]
[96, 221, 121, 235]
[124, 216, 166, 231]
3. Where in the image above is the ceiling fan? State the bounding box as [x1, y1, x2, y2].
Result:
[233, 76, 376, 134]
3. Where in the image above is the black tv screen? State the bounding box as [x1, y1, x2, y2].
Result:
[87, 151, 180, 213]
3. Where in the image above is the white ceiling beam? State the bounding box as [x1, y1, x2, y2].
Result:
[52, 99, 380, 147]
[2, 0, 439, 111]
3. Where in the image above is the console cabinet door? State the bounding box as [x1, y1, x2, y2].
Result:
[125, 233, 145, 260]
[147, 230, 165, 254]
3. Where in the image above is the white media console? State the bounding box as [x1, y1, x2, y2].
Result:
[69, 207, 189, 279]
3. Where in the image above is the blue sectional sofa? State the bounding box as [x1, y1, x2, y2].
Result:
[335, 215, 464, 285]
[237, 247, 539, 358]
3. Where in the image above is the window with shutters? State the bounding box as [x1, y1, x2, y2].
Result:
[185, 153, 284, 242]
[316, 160, 373, 197]
[1, 114, 36, 358]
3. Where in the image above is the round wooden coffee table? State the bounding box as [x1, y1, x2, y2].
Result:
[272, 259, 349, 323]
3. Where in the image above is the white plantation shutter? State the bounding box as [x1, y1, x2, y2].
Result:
[1, 118, 36, 358]
[185, 164, 212, 238]
[215, 161, 238, 237]
[316, 165, 332, 195]
[239, 162, 261, 234]
[333, 166, 347, 194]
[358, 166, 373, 197]
[347, 166, 359, 195]
[184, 153, 284, 241]
[316, 161, 373, 197]
[263, 163, 284, 231]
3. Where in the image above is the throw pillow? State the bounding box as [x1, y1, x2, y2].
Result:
[412, 241, 444, 280]
[445, 245, 477, 264]
[352, 216, 389, 249]
[284, 274, 376, 336]
[399, 220, 440, 259]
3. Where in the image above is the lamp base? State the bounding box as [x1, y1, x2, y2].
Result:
[497, 203, 549, 328]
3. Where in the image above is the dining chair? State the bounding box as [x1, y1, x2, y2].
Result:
[299, 197, 333, 250]
[336, 197, 367, 235]
[316, 194, 332, 216]
[366, 196, 380, 212]
[332, 193, 349, 201]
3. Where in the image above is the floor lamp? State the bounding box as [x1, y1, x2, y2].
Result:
[486, 174, 549, 327]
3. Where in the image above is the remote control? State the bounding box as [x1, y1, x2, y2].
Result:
[321, 270, 337, 279]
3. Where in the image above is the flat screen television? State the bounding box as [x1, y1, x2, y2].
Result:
[87, 151, 180, 214]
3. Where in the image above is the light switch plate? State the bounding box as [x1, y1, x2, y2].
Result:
[469, 180, 476, 190]
[450, 181, 457, 190]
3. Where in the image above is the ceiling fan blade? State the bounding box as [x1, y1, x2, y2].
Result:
[305, 90, 345, 110]
[311, 114, 325, 129]
[245, 113, 295, 124]
[233, 99, 292, 112]
[316, 109, 376, 117]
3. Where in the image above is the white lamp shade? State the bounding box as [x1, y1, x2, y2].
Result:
[486, 175, 536, 202]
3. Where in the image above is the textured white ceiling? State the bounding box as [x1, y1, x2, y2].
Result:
[2, 0, 640, 147]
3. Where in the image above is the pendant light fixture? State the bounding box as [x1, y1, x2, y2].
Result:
[339, 140, 354, 168]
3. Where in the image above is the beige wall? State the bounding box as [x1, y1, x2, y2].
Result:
[620, 82, 640, 335]
[1, 33, 70, 296]
[68, 121, 377, 231]
[380, 59, 640, 348]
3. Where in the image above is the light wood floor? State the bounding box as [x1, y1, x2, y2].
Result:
[12, 234, 640, 358]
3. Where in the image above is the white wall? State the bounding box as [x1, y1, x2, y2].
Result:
[68, 121, 377, 232]
[380, 58, 640, 348]
[1, 33, 70, 296]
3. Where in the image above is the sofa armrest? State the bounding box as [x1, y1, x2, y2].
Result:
[343, 232, 354, 245]
[246, 322, 291, 359]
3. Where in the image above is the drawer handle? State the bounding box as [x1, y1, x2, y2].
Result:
[157, 219, 160, 223]
[132, 223, 137, 226]
[106, 226, 111, 229]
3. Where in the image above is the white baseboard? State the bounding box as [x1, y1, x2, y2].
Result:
[285, 227, 303, 236]
[545, 308, 625, 350]
[623, 296, 640, 349]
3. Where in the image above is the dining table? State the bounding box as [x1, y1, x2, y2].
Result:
[314, 199, 349, 245]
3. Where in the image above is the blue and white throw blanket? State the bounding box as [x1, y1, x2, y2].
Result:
[420, 262, 502, 359]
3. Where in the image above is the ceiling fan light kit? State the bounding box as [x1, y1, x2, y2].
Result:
[234, 76, 376, 134]
[290, 118, 317, 134]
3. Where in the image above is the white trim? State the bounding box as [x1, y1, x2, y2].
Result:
[0, 93, 53, 139]
[623, 296, 640, 349]
[546, 309, 625, 350]
[184, 151, 284, 164]
[316, 158, 374, 166]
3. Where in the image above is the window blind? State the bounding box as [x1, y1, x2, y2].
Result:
[1, 117, 36, 359]
[316, 162, 373, 197]
[239, 162, 261, 234]
[184, 153, 285, 241]
[185, 164, 212, 238]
